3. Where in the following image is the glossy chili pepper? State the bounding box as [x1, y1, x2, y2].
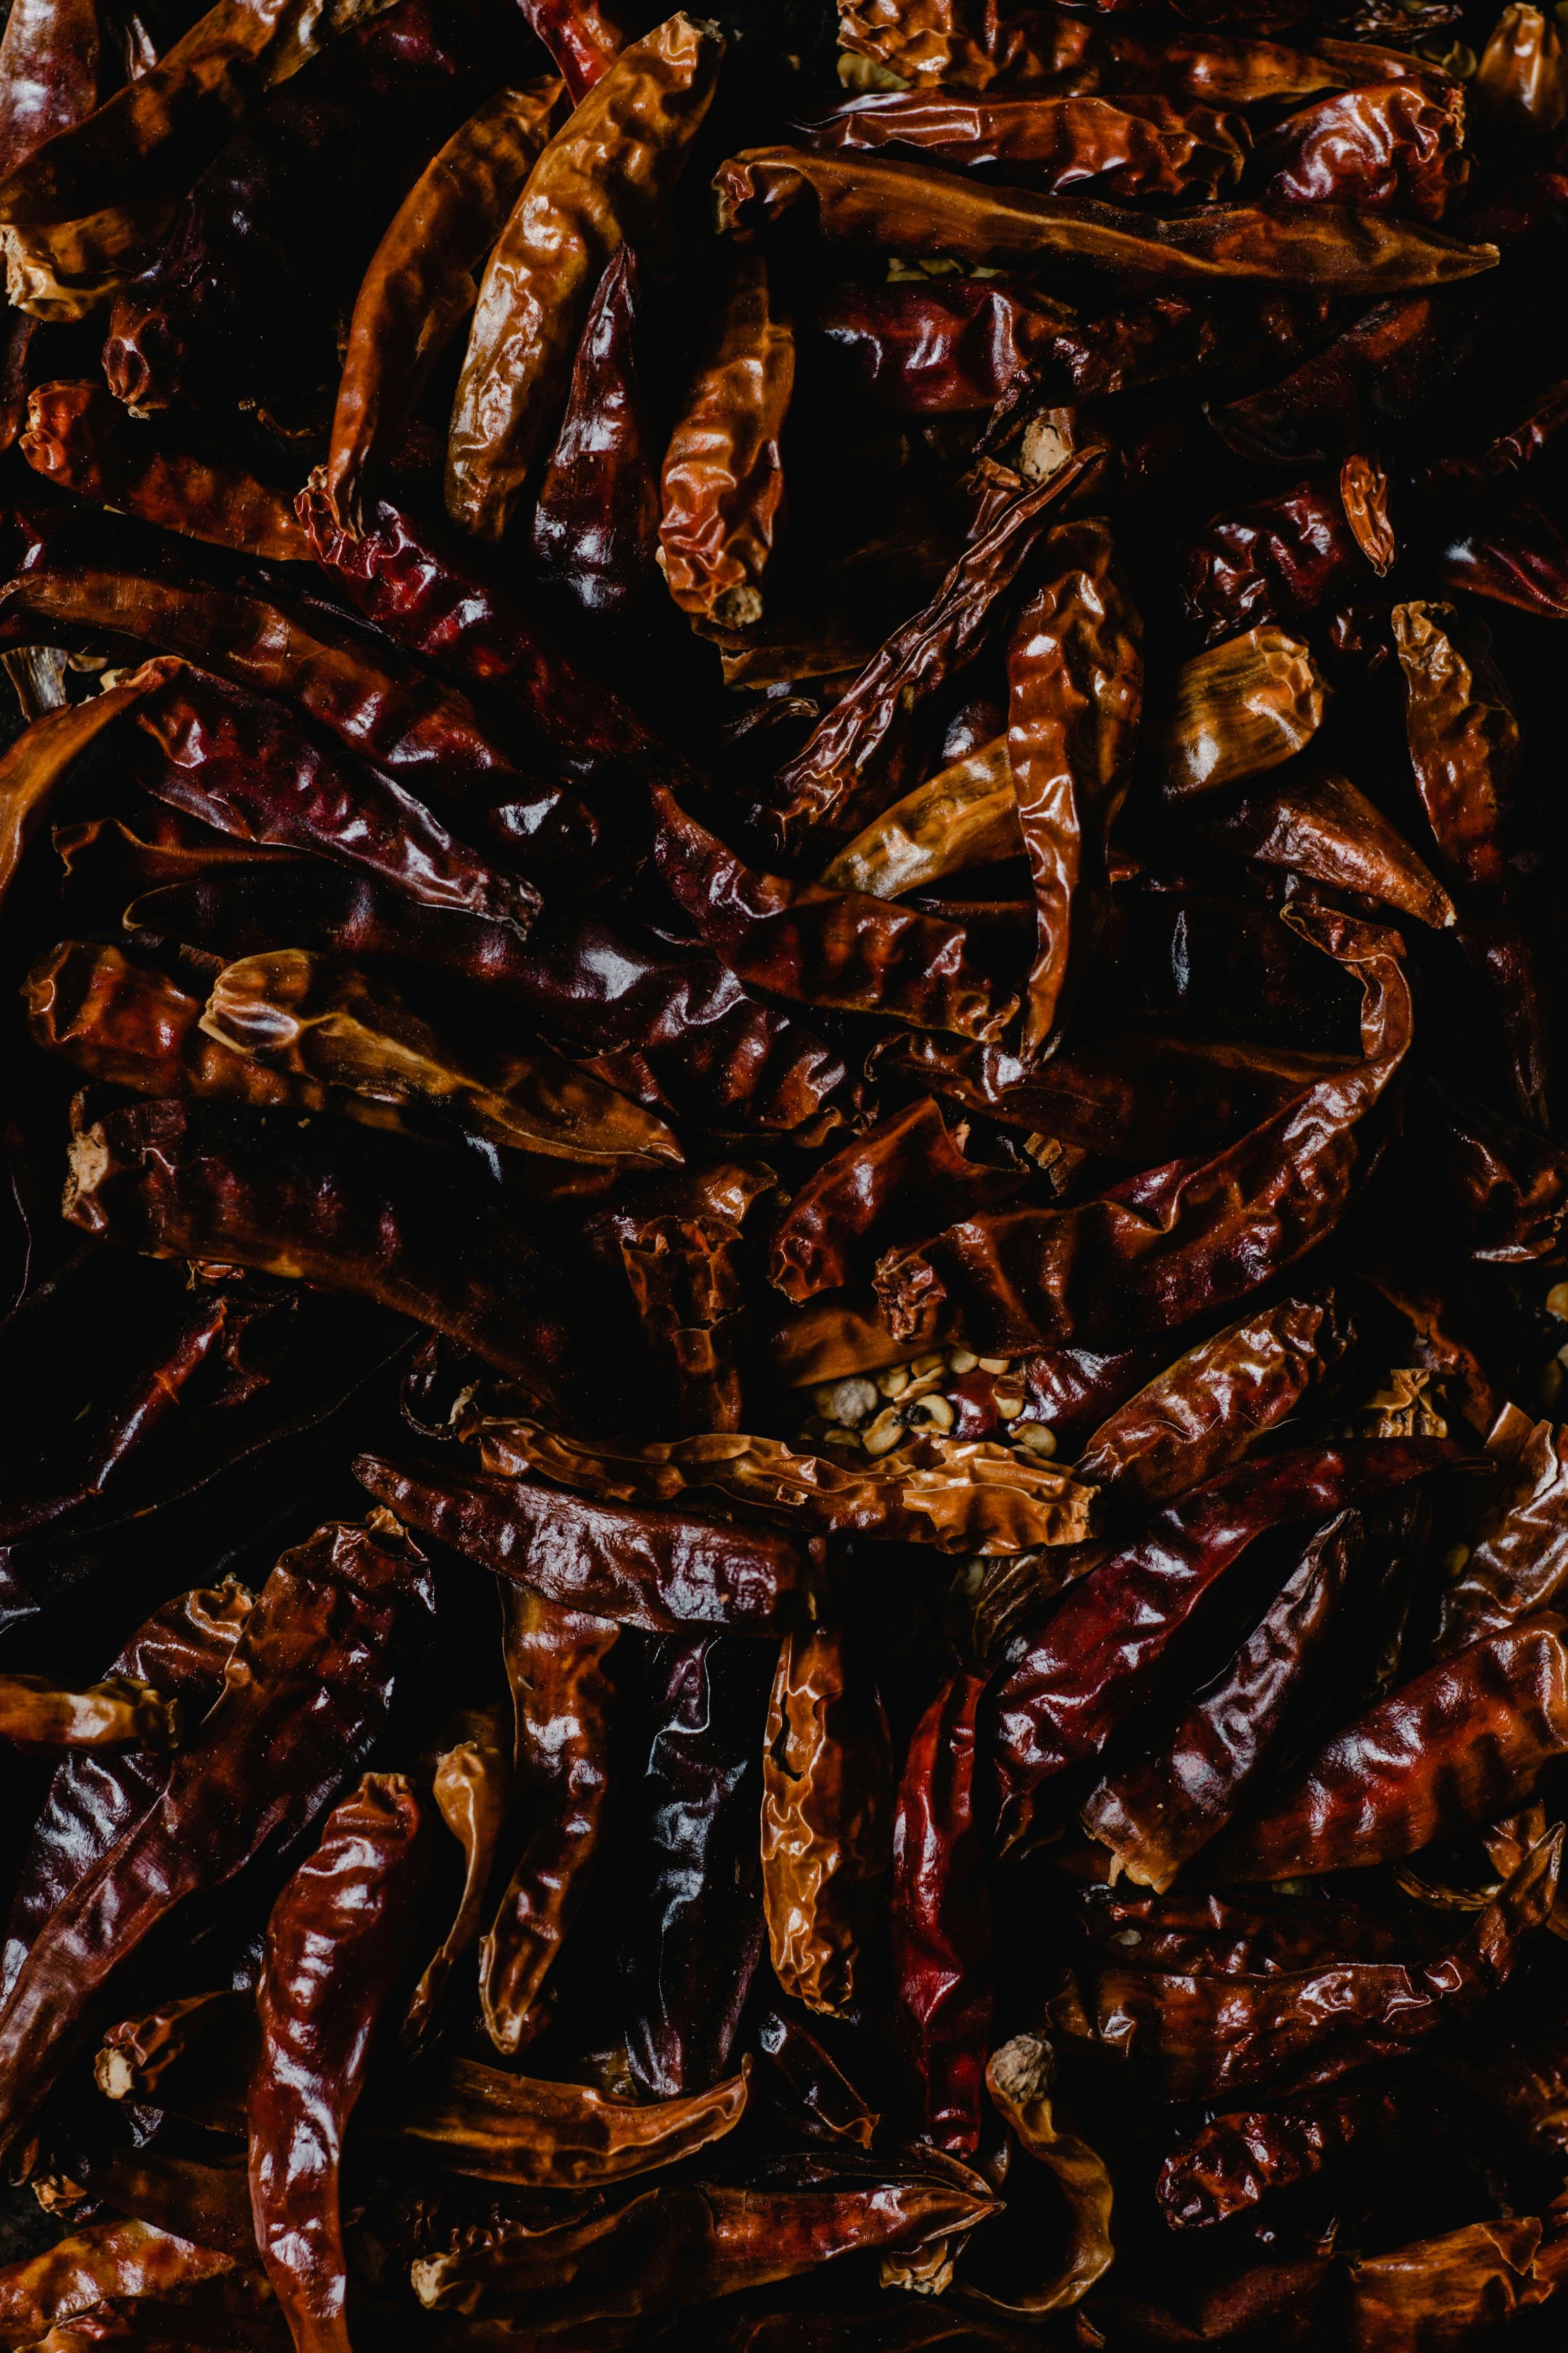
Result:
[401, 1734, 510, 2055]
[802, 89, 1249, 200]
[354, 1454, 810, 1632]
[21, 381, 312, 561]
[1158, 2081, 1400, 2229]
[1197, 762, 1456, 930]
[990, 1438, 1457, 1853]
[1210, 291, 1473, 462]
[323, 78, 563, 535]
[62, 2147, 264, 2266]
[0, 2223, 237, 2346]
[447, 13, 724, 543]
[1476, 1, 1567, 133]
[1434, 491, 1568, 619]
[1006, 516, 1142, 1061]
[103, 0, 527, 414]
[533, 244, 660, 616]
[624, 1632, 774, 2095]
[1075, 1292, 1351, 1508]
[811, 277, 1075, 413]
[1162, 625, 1326, 800]
[1179, 476, 1368, 643]
[754, 2006, 880, 2148]
[1, 1577, 252, 2004]
[1078, 1830, 1560, 2101]
[891, 1666, 991, 2155]
[249, 1773, 432, 2353]
[410, 2153, 1001, 2323]
[1215, 1614, 1568, 1879]
[762, 1621, 893, 2017]
[1077, 1883, 1411, 1975]
[654, 786, 1017, 1040]
[660, 248, 795, 631]
[878, 909, 1410, 1356]
[63, 1098, 629, 1418]
[1347, 2217, 1568, 2349]
[517, 0, 625, 101]
[0, 1672, 176, 1749]
[1437, 1404, 1568, 1653]
[1082, 1509, 1372, 1887]
[768, 1097, 1021, 1305]
[1255, 80, 1467, 220]
[766, 451, 1105, 851]
[978, 2035, 1114, 2312]
[97, 1986, 253, 2117]
[392, 2049, 750, 2188]
[715, 147, 1498, 288]
[1411, 1081, 1568, 1264]
[472, 1414, 1098, 1554]
[613, 1209, 747, 1435]
[0, 1514, 430, 2160]
[0, 662, 179, 914]
[26, 939, 309, 1110]
[0, 0, 128, 184]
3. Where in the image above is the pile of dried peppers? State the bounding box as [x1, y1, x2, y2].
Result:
[5, 0, 1568, 2344]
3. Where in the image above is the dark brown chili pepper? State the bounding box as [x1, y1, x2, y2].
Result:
[1006, 515, 1142, 1061]
[25, 939, 312, 1110]
[624, 1633, 775, 2095]
[1210, 292, 1472, 464]
[1196, 762, 1456, 930]
[532, 244, 661, 617]
[613, 1208, 747, 1435]
[659, 248, 795, 631]
[1436, 1404, 1568, 1654]
[877, 908, 1411, 1356]
[811, 277, 1076, 414]
[1074, 1292, 1352, 1509]
[754, 2006, 880, 2148]
[762, 1620, 893, 2017]
[1158, 2082, 1401, 2230]
[715, 147, 1499, 287]
[1346, 2217, 1568, 2349]
[96, 1987, 253, 2116]
[1434, 492, 1568, 619]
[990, 1438, 1458, 1853]
[0, 663, 179, 913]
[653, 785, 1019, 1039]
[1475, 1, 1567, 134]
[1179, 475, 1368, 644]
[249, 1773, 433, 2353]
[447, 13, 724, 544]
[1214, 1614, 1568, 1878]
[0, 1514, 429, 2161]
[979, 2034, 1115, 2312]
[892, 1666, 991, 2154]
[352, 1454, 811, 1633]
[801, 89, 1249, 202]
[1254, 80, 1468, 220]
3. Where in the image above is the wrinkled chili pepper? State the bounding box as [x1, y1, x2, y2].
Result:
[811, 277, 1075, 413]
[249, 1773, 432, 2353]
[1437, 1404, 1568, 1653]
[802, 89, 1249, 200]
[447, 13, 724, 544]
[1179, 474, 1368, 643]
[517, 0, 624, 103]
[979, 2034, 1114, 2312]
[623, 1632, 774, 2095]
[1255, 79, 1468, 220]
[401, 1734, 510, 2055]
[613, 1207, 748, 1435]
[1158, 2081, 1400, 2230]
[0, 2222, 237, 2346]
[391, 2049, 750, 2187]
[1211, 289, 1473, 463]
[0, 1673, 178, 1749]
[1162, 625, 1326, 800]
[532, 244, 661, 616]
[1197, 761, 1456, 929]
[892, 1666, 991, 2154]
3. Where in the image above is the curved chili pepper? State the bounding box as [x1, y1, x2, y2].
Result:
[754, 2006, 880, 2147]
[473, 1413, 1098, 1554]
[1437, 1405, 1568, 1654]
[250, 1773, 432, 2353]
[447, 13, 724, 543]
[0, 2222, 237, 2345]
[811, 277, 1075, 413]
[517, 0, 625, 103]
[97, 1986, 253, 2116]
[1080, 1831, 1561, 2102]
[353, 1454, 810, 1633]
[978, 2035, 1114, 2311]
[21, 381, 311, 561]
[715, 148, 1498, 288]
[660, 248, 795, 630]
[1074, 1293, 1351, 1508]
[769, 1097, 1022, 1305]
[1082, 1509, 1371, 1887]
[891, 1667, 991, 2153]
[533, 244, 660, 616]
[1, 1577, 251, 2003]
[392, 2050, 750, 2187]
[762, 1621, 893, 2017]
[26, 939, 310, 1109]
[1007, 515, 1142, 1061]
[802, 90, 1249, 200]
[1255, 81, 1468, 220]
[401, 1735, 510, 2055]
[817, 737, 1019, 899]
[990, 1438, 1458, 1853]
[0, 0, 125, 180]
[878, 908, 1410, 1355]
[1434, 491, 1568, 618]
[1158, 2082, 1399, 2229]
[0, 1514, 430, 2160]
[480, 1583, 618, 2056]
[766, 452, 1105, 851]
[1348, 2217, 1568, 2348]
[1211, 291, 1472, 462]
[1197, 762, 1456, 929]
[1179, 477, 1370, 642]
[0, 662, 178, 915]
[0, 1673, 177, 1749]
[65, 1097, 626, 1420]
[323, 78, 563, 535]
[623, 1632, 773, 2095]
[654, 787, 1017, 1040]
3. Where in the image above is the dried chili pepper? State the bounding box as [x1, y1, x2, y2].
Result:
[812, 277, 1074, 413]
[20, 381, 311, 561]
[1006, 515, 1142, 1060]
[624, 1633, 774, 2095]
[353, 1455, 810, 1632]
[892, 1666, 991, 2154]
[1197, 762, 1456, 929]
[613, 1208, 747, 1435]
[532, 244, 661, 616]
[401, 1734, 510, 2055]
[1179, 475, 1367, 643]
[990, 1438, 1456, 1852]
[0, 1674, 177, 1749]
[1255, 80, 1468, 220]
[0, 2223, 237, 2346]
[1210, 291, 1470, 463]
[1437, 1404, 1568, 1653]
[0, 1514, 430, 2157]
[659, 248, 794, 631]
[249, 1773, 432, 2353]
[0, 662, 175, 912]
[392, 2051, 750, 2187]
[979, 2035, 1114, 2311]
[447, 13, 724, 543]
[1347, 2218, 1568, 2350]
[1074, 1292, 1351, 1508]
[1476, 1, 1567, 134]
[754, 2006, 880, 2148]
[26, 940, 310, 1110]
[1159, 2082, 1399, 2229]
[716, 147, 1498, 286]
[518, 0, 625, 103]
[465, 1583, 617, 2060]
[817, 737, 1017, 898]
[1162, 625, 1326, 799]
[762, 1621, 892, 2016]
[803, 90, 1249, 202]
[323, 78, 564, 536]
